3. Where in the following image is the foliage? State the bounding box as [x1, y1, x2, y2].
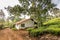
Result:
[9, 5, 24, 16]
[0, 23, 4, 29]
[4, 21, 14, 28]
[45, 25, 60, 35]
[27, 27, 46, 37]
[51, 8, 60, 18]
[0, 19, 5, 29]
[12, 28, 17, 31]
[43, 18, 60, 25]
[8, 0, 56, 27]
[27, 18, 60, 37]
[8, 16, 21, 23]
[27, 28, 34, 31]
[0, 19, 5, 23]
[28, 25, 60, 37]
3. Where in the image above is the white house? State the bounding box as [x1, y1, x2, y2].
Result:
[15, 18, 37, 30]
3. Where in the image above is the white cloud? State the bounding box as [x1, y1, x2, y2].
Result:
[0, 0, 20, 9]
[52, 0, 59, 4]
[0, 0, 20, 19]
[3, 9, 9, 19]
[52, 0, 60, 9]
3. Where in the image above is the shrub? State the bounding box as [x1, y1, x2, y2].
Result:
[43, 18, 60, 25]
[27, 28, 34, 31]
[4, 22, 14, 28]
[30, 29, 40, 37]
[0, 23, 4, 29]
[28, 27, 46, 37]
[28, 18, 60, 37]
[12, 28, 17, 31]
[45, 26, 60, 35]
[28, 25, 60, 37]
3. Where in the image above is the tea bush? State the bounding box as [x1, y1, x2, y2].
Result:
[28, 18, 60, 37]
[28, 27, 46, 37]
[45, 25, 60, 35]
[43, 18, 60, 25]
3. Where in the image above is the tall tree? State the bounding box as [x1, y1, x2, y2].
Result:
[50, 8, 60, 18]
[8, 0, 55, 27]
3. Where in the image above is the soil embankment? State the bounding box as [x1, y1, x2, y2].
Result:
[0, 28, 26, 40]
[0, 28, 60, 40]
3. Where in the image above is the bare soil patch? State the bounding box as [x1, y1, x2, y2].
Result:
[0, 28, 28, 40]
[0, 28, 60, 40]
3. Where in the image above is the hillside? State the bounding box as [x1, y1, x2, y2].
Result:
[0, 28, 29, 40]
[0, 28, 60, 40]
[26, 18, 60, 40]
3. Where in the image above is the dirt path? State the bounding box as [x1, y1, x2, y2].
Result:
[0, 28, 26, 40]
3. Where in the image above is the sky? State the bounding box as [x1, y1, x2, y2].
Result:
[0, 0, 60, 19]
[52, 0, 60, 9]
[0, 0, 60, 9]
[0, 0, 20, 9]
[0, 0, 20, 19]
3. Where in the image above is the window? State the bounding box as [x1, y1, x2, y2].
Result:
[21, 24, 25, 27]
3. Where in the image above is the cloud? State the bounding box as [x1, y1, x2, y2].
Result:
[0, 0, 20, 9]
[52, 0, 59, 4]
[0, 0, 20, 19]
[52, 0, 60, 9]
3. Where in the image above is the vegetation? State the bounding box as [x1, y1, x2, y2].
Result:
[0, 0, 60, 38]
[0, 23, 4, 29]
[27, 18, 60, 37]
[5, 0, 60, 37]
[44, 18, 60, 25]
[8, 0, 55, 27]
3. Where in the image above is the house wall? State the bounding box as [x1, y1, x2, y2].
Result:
[26, 20, 34, 27]
[15, 20, 34, 29]
[15, 25, 20, 30]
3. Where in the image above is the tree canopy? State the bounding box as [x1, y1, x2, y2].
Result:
[8, 0, 56, 27]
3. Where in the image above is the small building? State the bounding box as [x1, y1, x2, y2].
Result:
[15, 18, 37, 29]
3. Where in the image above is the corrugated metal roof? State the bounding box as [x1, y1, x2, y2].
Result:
[15, 18, 30, 25]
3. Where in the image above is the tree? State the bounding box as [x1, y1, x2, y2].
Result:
[8, 0, 56, 27]
[50, 8, 60, 18]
